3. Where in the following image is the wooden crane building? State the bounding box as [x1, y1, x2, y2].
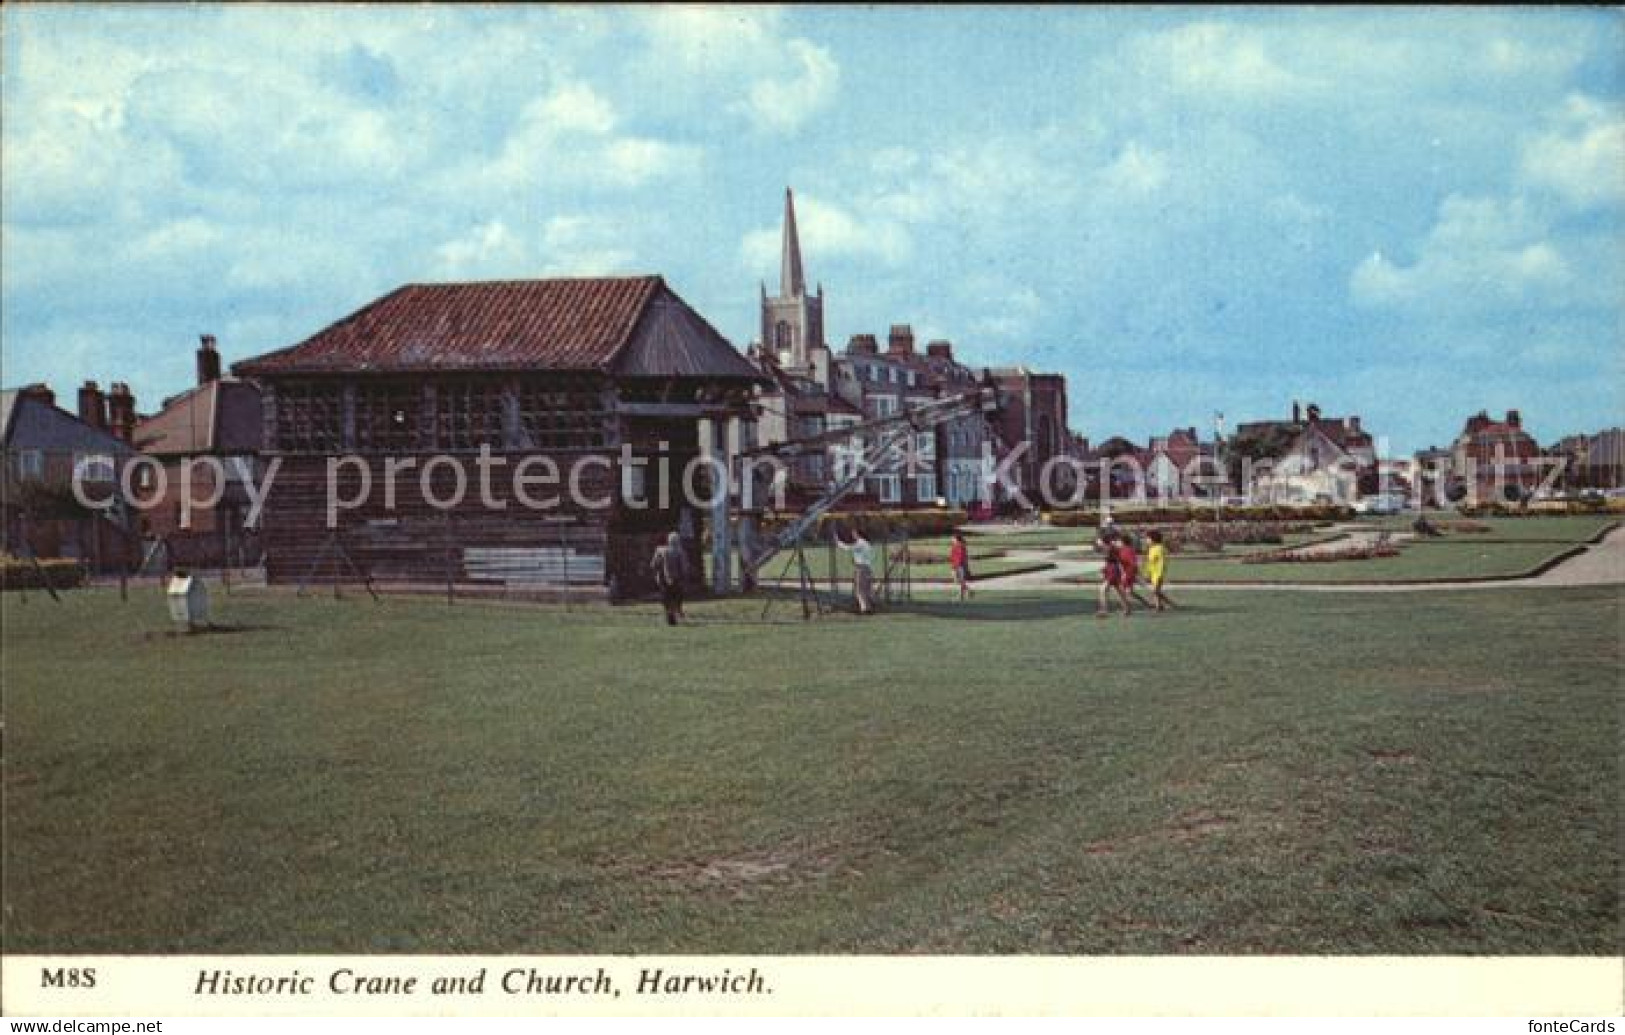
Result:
[233, 276, 763, 600]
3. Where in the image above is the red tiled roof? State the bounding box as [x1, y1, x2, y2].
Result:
[234, 276, 757, 379]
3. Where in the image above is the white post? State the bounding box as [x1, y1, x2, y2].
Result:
[709, 417, 732, 595]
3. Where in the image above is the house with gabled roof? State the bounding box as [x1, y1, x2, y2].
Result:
[2, 382, 138, 570]
[132, 335, 265, 567]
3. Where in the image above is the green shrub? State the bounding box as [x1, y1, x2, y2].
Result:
[1042, 504, 1352, 526]
[1, 555, 87, 591]
[765, 508, 969, 542]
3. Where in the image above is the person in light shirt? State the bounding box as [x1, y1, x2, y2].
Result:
[835, 527, 875, 615]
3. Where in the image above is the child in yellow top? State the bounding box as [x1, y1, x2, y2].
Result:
[1145, 529, 1175, 612]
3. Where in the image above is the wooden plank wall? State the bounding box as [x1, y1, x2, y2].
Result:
[260, 452, 616, 588]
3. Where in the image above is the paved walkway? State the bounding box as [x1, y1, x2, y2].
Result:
[967, 523, 1625, 593]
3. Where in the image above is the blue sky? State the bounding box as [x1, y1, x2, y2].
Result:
[3, 5, 1621, 454]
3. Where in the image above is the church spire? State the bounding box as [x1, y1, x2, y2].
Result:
[781, 186, 806, 298]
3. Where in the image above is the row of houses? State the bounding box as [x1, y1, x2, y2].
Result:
[747, 189, 1070, 511]
[5, 191, 1617, 591]
[1078, 401, 1618, 508]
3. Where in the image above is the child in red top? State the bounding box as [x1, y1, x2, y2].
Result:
[1095, 529, 1133, 618]
[948, 532, 974, 602]
[1114, 539, 1139, 588]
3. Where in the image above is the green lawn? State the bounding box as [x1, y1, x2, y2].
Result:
[1356, 514, 1618, 543]
[3, 584, 1618, 954]
[961, 528, 1096, 549]
[1159, 540, 1582, 584]
[758, 549, 1050, 584]
[1055, 532, 1345, 561]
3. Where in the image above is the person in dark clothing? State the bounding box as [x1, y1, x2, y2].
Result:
[650, 531, 687, 626]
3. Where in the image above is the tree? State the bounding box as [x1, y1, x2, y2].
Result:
[1226, 424, 1298, 488]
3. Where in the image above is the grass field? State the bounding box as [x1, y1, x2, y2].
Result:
[1056, 516, 1618, 585]
[750, 539, 1053, 581]
[1159, 540, 1583, 584]
[3, 584, 1618, 954]
[756, 552, 1054, 584]
[1356, 515, 1618, 542]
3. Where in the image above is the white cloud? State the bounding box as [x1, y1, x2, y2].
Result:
[639, 6, 838, 135]
[538, 215, 637, 275]
[1097, 142, 1170, 197]
[740, 193, 911, 270]
[435, 220, 529, 278]
[637, 6, 780, 69]
[476, 81, 700, 193]
[530, 82, 619, 136]
[737, 39, 839, 134]
[1519, 94, 1625, 209]
[1351, 195, 1572, 310]
[1128, 21, 1308, 100]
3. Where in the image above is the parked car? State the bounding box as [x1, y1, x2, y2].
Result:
[1352, 493, 1407, 516]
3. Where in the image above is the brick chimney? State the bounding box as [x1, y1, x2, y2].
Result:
[926, 340, 953, 360]
[887, 324, 915, 356]
[19, 383, 56, 408]
[1347, 416, 1361, 434]
[107, 382, 136, 442]
[78, 380, 108, 429]
[1506, 409, 1521, 428]
[197, 333, 222, 385]
[847, 334, 879, 355]
[1292, 400, 1302, 423]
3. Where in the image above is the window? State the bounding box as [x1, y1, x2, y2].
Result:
[16, 449, 44, 480]
[432, 380, 505, 451]
[274, 382, 343, 453]
[520, 380, 607, 451]
[354, 382, 420, 452]
[871, 474, 901, 503]
[74, 453, 116, 482]
[914, 474, 937, 501]
[621, 460, 647, 506]
[915, 433, 935, 456]
[775, 321, 793, 352]
[872, 396, 898, 418]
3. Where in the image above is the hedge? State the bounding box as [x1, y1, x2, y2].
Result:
[765, 508, 969, 542]
[1460, 499, 1621, 516]
[1041, 504, 1353, 527]
[1, 556, 88, 591]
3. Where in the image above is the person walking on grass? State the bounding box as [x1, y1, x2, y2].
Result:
[949, 531, 974, 601]
[1095, 528, 1132, 619]
[1113, 532, 1142, 616]
[1145, 529, 1176, 612]
[650, 531, 687, 626]
[835, 527, 875, 615]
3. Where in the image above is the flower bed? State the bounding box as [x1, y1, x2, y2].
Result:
[1241, 543, 1401, 565]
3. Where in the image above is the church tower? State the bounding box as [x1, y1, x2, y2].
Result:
[760, 187, 825, 374]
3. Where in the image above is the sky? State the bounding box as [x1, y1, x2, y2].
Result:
[3, 5, 1622, 455]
